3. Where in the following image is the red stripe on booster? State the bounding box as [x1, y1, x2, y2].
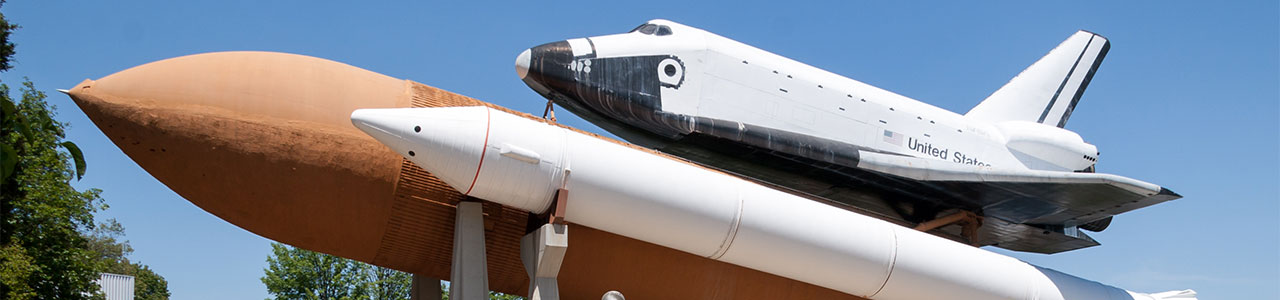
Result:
[464, 108, 490, 195]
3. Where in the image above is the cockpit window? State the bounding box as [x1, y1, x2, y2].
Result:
[632, 24, 658, 35]
[655, 25, 673, 36]
[630, 23, 672, 36]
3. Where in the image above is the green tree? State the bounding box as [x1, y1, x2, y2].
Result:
[88, 219, 170, 300]
[366, 264, 411, 300]
[439, 284, 525, 300]
[0, 242, 36, 299]
[0, 0, 18, 72]
[1, 4, 99, 298]
[1, 4, 168, 299]
[131, 264, 170, 300]
[487, 292, 523, 300]
[261, 243, 537, 300]
[1, 80, 104, 299]
[262, 242, 379, 300]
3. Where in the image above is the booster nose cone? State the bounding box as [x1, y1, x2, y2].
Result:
[350, 109, 406, 152]
[515, 48, 531, 79]
[351, 107, 491, 195]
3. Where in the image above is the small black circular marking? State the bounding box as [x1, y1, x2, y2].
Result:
[414, 126, 421, 133]
[408, 151, 416, 157]
[664, 64, 677, 76]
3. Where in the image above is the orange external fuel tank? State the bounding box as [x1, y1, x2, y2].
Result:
[64, 52, 864, 300]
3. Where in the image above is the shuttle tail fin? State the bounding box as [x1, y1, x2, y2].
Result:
[965, 31, 1110, 127]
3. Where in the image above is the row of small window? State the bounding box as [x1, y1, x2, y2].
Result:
[740, 59, 959, 133]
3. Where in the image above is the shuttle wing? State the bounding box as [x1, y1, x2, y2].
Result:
[854, 150, 1180, 253]
[651, 119, 1178, 253]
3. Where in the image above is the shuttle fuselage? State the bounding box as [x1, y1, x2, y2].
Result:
[517, 20, 1098, 175]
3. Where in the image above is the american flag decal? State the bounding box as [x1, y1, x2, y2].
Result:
[883, 129, 902, 146]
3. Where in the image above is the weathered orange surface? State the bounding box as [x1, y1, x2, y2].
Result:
[67, 52, 867, 299]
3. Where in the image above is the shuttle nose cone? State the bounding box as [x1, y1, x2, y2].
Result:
[351, 107, 491, 195]
[518, 41, 577, 102]
[515, 48, 531, 79]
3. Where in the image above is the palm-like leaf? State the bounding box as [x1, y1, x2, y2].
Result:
[60, 141, 86, 180]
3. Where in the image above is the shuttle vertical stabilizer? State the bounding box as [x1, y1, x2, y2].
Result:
[966, 31, 1110, 127]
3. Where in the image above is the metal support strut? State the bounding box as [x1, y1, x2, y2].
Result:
[542, 100, 557, 123]
[451, 201, 489, 300]
[549, 188, 568, 225]
[522, 188, 570, 300]
[522, 223, 568, 300]
[914, 210, 983, 246]
[409, 275, 442, 300]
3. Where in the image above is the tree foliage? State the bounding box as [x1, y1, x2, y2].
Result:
[130, 264, 170, 300]
[88, 219, 170, 300]
[262, 242, 411, 300]
[0, 79, 170, 299]
[1, 8, 101, 299]
[1, 79, 105, 299]
[367, 264, 412, 300]
[1, 6, 168, 298]
[263, 243, 534, 300]
[0, 1, 18, 72]
[439, 284, 524, 300]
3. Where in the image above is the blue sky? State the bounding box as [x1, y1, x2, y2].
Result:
[3, 1, 1276, 299]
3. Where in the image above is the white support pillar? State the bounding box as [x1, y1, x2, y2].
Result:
[451, 201, 489, 300]
[409, 275, 442, 300]
[521, 223, 568, 300]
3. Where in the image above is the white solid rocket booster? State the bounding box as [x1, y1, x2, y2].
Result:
[351, 106, 1194, 300]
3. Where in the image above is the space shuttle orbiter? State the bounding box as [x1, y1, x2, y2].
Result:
[514, 20, 1181, 253]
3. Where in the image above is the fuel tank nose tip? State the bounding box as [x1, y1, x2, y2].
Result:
[516, 48, 531, 79]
